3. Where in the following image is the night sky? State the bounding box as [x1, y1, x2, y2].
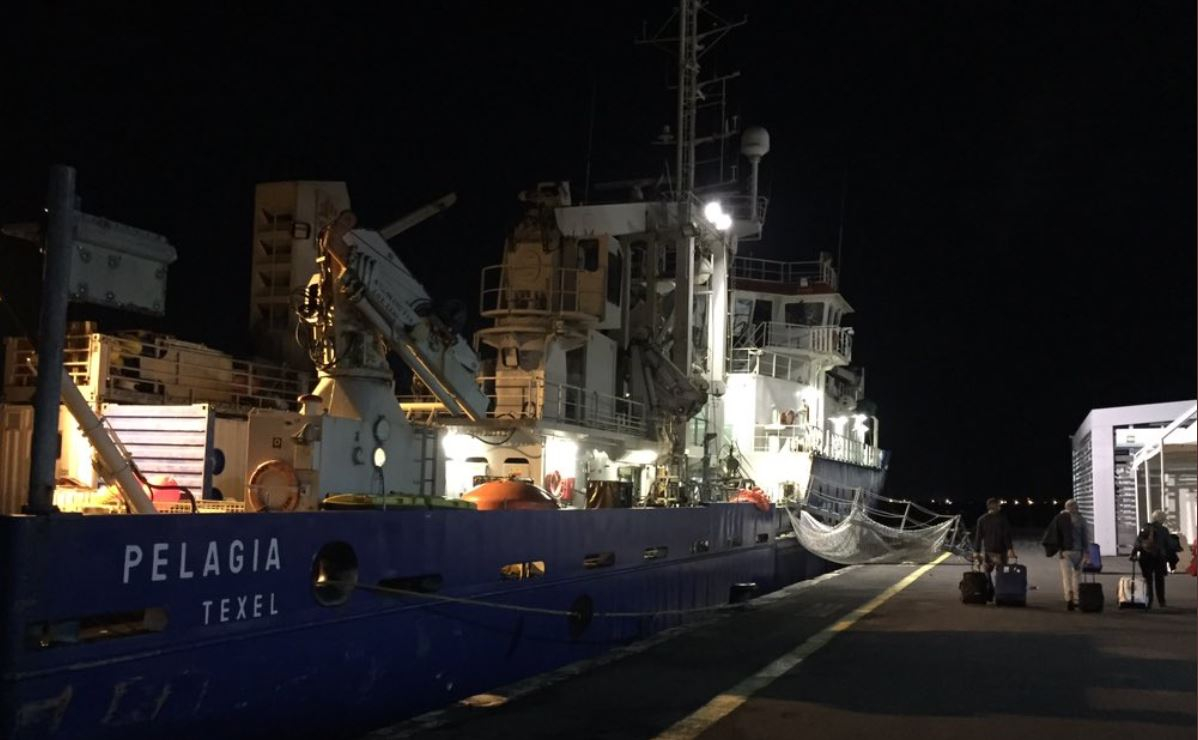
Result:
[2, 2, 1194, 505]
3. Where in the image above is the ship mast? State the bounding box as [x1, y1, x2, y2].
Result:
[642, 1, 747, 204]
[640, 2, 751, 500]
[675, 0, 697, 212]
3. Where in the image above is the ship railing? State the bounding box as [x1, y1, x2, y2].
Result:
[403, 377, 647, 436]
[753, 423, 822, 453]
[753, 322, 853, 363]
[4, 334, 309, 411]
[723, 194, 769, 226]
[731, 256, 838, 290]
[479, 264, 605, 319]
[819, 429, 882, 469]
[726, 347, 807, 382]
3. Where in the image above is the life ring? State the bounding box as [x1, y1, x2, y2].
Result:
[247, 459, 300, 512]
[780, 409, 796, 426]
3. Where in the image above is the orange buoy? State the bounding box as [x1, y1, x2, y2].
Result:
[462, 479, 560, 511]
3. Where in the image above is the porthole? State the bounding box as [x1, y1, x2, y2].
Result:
[312, 542, 358, 607]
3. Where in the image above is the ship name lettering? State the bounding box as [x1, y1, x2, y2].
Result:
[122, 537, 281, 584]
[202, 592, 278, 625]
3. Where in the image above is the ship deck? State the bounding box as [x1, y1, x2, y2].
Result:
[363, 540, 1197, 740]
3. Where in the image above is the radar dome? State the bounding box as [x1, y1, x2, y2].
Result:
[740, 126, 771, 159]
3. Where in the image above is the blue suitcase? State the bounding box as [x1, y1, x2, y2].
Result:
[994, 563, 1027, 606]
[1082, 543, 1102, 573]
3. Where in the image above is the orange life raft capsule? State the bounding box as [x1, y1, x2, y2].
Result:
[462, 479, 560, 511]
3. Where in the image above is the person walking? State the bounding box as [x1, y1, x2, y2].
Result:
[1131, 510, 1178, 609]
[1042, 499, 1090, 610]
[973, 497, 1015, 597]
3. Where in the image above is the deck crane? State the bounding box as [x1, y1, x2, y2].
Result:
[284, 199, 488, 505]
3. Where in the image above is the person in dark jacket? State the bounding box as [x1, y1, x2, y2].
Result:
[1042, 499, 1091, 610]
[1131, 510, 1178, 608]
[973, 498, 1015, 595]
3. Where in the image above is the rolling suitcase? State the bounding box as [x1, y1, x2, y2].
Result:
[1117, 575, 1148, 609]
[993, 562, 1027, 606]
[960, 564, 990, 604]
[1078, 572, 1103, 612]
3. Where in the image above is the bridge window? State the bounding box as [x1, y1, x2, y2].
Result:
[786, 301, 823, 326]
[578, 239, 600, 272]
[607, 250, 622, 304]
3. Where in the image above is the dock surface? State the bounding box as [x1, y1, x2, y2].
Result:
[366, 543, 1197, 740]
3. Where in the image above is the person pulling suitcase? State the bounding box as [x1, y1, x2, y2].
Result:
[973, 497, 1016, 600]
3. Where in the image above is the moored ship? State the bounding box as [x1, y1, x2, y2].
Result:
[0, 7, 891, 739]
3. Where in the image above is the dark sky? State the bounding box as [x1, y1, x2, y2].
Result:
[2, 2, 1194, 503]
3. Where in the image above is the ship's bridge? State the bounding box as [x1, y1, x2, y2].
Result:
[730, 253, 854, 367]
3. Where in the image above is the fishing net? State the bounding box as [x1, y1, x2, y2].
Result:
[786, 484, 966, 565]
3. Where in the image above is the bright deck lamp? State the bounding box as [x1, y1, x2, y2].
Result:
[703, 201, 733, 231]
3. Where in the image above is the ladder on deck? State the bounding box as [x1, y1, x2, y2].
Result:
[415, 428, 438, 496]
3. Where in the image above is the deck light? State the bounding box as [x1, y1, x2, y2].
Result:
[703, 201, 733, 231]
[621, 449, 659, 465]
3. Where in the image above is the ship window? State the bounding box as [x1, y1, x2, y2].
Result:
[752, 299, 772, 326]
[785, 301, 823, 326]
[607, 250, 622, 304]
[691, 539, 711, 553]
[500, 561, 546, 581]
[756, 533, 769, 543]
[501, 346, 519, 368]
[578, 239, 600, 271]
[26, 607, 169, 648]
[726, 536, 743, 548]
[643, 546, 669, 560]
[630, 240, 647, 279]
[583, 551, 616, 569]
[565, 346, 586, 388]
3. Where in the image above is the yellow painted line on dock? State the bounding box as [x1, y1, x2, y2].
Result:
[654, 551, 954, 740]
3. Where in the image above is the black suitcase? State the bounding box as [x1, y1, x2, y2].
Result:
[994, 562, 1027, 606]
[1078, 572, 1103, 613]
[960, 567, 990, 604]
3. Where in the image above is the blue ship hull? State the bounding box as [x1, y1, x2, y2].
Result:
[0, 504, 829, 739]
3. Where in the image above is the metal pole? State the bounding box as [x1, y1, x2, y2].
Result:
[749, 158, 760, 220]
[27, 165, 77, 515]
[674, 0, 687, 202]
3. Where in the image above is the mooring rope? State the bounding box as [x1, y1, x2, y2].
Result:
[341, 581, 750, 619]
